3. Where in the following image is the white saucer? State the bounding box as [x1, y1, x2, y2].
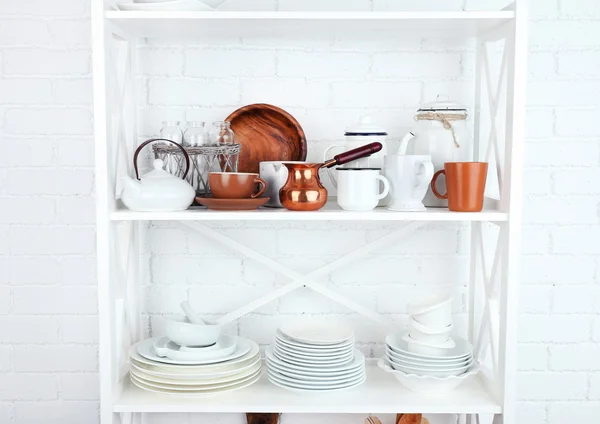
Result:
[275, 337, 354, 357]
[275, 330, 354, 351]
[130, 371, 261, 396]
[274, 347, 354, 367]
[386, 333, 473, 360]
[266, 346, 364, 373]
[280, 321, 354, 345]
[131, 368, 261, 391]
[268, 371, 365, 392]
[153, 335, 237, 361]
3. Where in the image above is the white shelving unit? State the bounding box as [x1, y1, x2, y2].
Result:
[92, 1, 527, 423]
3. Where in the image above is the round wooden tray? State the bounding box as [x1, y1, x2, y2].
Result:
[226, 104, 308, 174]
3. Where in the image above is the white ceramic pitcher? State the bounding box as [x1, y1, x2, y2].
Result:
[384, 155, 434, 212]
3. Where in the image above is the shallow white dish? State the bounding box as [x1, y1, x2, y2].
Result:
[117, 1, 214, 11]
[274, 347, 354, 366]
[134, 337, 256, 366]
[268, 371, 365, 392]
[408, 329, 452, 346]
[131, 360, 262, 385]
[403, 333, 456, 356]
[410, 317, 453, 335]
[265, 346, 364, 373]
[388, 358, 472, 377]
[162, 315, 221, 347]
[153, 335, 236, 361]
[275, 331, 354, 352]
[267, 360, 364, 382]
[386, 348, 472, 368]
[130, 370, 261, 396]
[131, 368, 261, 391]
[378, 358, 477, 394]
[279, 321, 354, 345]
[266, 357, 364, 379]
[275, 338, 354, 358]
[387, 333, 472, 360]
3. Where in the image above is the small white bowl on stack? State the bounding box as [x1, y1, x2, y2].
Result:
[266, 321, 366, 392]
[404, 293, 455, 356]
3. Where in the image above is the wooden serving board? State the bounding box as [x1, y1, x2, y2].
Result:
[226, 104, 308, 174]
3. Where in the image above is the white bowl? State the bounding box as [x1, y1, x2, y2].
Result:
[386, 347, 472, 368]
[409, 317, 453, 335]
[387, 357, 473, 377]
[403, 333, 455, 356]
[407, 293, 453, 328]
[163, 316, 221, 347]
[408, 329, 451, 346]
[378, 358, 478, 394]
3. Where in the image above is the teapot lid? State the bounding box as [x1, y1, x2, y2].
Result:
[142, 159, 178, 182]
[345, 115, 387, 136]
[418, 95, 466, 112]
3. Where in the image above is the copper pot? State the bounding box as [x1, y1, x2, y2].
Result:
[279, 142, 383, 211]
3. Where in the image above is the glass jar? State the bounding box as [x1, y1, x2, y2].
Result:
[183, 122, 207, 147]
[160, 121, 184, 145]
[209, 121, 235, 146]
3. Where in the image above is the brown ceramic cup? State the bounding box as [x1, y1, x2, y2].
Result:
[431, 162, 488, 212]
[209, 172, 268, 199]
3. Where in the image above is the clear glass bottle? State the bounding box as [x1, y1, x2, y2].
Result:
[183, 122, 207, 147]
[160, 121, 184, 145]
[209, 121, 235, 146]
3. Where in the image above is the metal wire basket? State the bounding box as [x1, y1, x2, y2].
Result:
[152, 143, 241, 197]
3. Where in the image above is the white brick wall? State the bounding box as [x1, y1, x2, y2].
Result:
[1, 1, 599, 424]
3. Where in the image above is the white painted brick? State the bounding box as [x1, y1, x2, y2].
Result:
[149, 227, 188, 254]
[0, 286, 11, 315]
[3, 108, 92, 135]
[550, 344, 600, 371]
[594, 318, 600, 342]
[145, 285, 188, 314]
[419, 256, 469, 285]
[528, 81, 600, 107]
[189, 285, 277, 314]
[14, 401, 99, 424]
[332, 81, 421, 108]
[521, 227, 551, 254]
[523, 196, 598, 225]
[12, 286, 97, 315]
[372, 52, 462, 79]
[0, 78, 53, 104]
[331, 257, 419, 284]
[518, 372, 588, 400]
[553, 228, 600, 254]
[376, 0, 463, 11]
[422, 80, 475, 109]
[2, 49, 89, 75]
[530, 21, 600, 49]
[152, 257, 243, 285]
[149, 78, 240, 106]
[9, 226, 95, 255]
[520, 286, 552, 313]
[559, 51, 600, 77]
[0, 346, 12, 372]
[555, 169, 600, 195]
[0, 19, 50, 45]
[60, 315, 98, 344]
[561, 0, 600, 17]
[524, 109, 554, 139]
[278, 51, 369, 79]
[138, 48, 183, 76]
[528, 52, 557, 80]
[0, 0, 88, 16]
[0, 374, 58, 401]
[590, 374, 600, 399]
[0, 316, 60, 344]
[553, 286, 600, 314]
[556, 109, 600, 137]
[242, 79, 329, 108]
[280, 0, 370, 10]
[519, 315, 591, 343]
[242, 261, 280, 285]
[523, 169, 552, 195]
[518, 344, 548, 371]
[0, 198, 56, 225]
[369, 225, 459, 255]
[8, 169, 93, 195]
[48, 20, 90, 47]
[517, 402, 547, 424]
[61, 256, 96, 286]
[56, 138, 94, 166]
[0, 138, 55, 167]
[521, 255, 596, 284]
[53, 78, 92, 104]
[278, 285, 377, 314]
[221, 228, 279, 256]
[548, 402, 600, 424]
[57, 197, 95, 224]
[186, 49, 275, 78]
[525, 141, 600, 167]
[14, 346, 97, 372]
[0, 227, 7, 256]
[278, 229, 366, 255]
[59, 374, 99, 400]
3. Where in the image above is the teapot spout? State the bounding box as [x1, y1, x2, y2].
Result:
[398, 132, 415, 155]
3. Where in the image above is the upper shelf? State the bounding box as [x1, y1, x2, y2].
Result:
[105, 10, 515, 39]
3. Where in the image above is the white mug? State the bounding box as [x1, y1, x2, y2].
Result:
[336, 168, 390, 211]
[259, 161, 304, 208]
[384, 155, 434, 212]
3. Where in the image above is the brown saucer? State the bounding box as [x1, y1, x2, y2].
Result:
[195, 197, 270, 211]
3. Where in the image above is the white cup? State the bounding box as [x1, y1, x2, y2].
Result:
[336, 168, 390, 211]
[385, 155, 435, 212]
[259, 161, 304, 208]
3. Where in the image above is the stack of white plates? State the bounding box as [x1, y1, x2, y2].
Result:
[129, 335, 261, 395]
[266, 323, 366, 392]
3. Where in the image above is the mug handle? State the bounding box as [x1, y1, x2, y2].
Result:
[252, 177, 268, 199]
[323, 144, 344, 188]
[376, 175, 391, 200]
[431, 170, 448, 199]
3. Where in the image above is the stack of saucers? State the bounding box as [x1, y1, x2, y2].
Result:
[129, 315, 261, 395]
[266, 322, 366, 392]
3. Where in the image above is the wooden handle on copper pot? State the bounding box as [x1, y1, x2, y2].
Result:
[133, 138, 190, 180]
[252, 177, 268, 199]
[431, 169, 448, 199]
[323, 142, 383, 168]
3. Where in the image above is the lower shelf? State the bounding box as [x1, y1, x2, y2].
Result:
[114, 360, 501, 414]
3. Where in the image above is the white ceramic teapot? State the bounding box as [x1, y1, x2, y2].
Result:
[402, 96, 472, 207]
[120, 139, 196, 212]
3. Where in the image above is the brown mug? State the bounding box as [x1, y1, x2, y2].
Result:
[431, 162, 488, 212]
[209, 172, 267, 199]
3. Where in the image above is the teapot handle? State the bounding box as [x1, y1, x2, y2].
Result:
[133, 138, 191, 180]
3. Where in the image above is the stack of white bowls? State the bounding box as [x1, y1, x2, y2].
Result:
[379, 293, 477, 393]
[266, 322, 366, 392]
[129, 316, 261, 395]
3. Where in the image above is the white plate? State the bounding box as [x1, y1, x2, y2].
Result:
[266, 346, 364, 373]
[389, 360, 472, 377]
[130, 360, 262, 385]
[266, 356, 364, 379]
[131, 368, 261, 391]
[386, 333, 473, 360]
[275, 330, 354, 351]
[131, 337, 259, 369]
[138, 337, 250, 365]
[117, 1, 214, 11]
[279, 322, 354, 345]
[274, 346, 354, 366]
[130, 371, 261, 396]
[267, 368, 365, 388]
[386, 348, 472, 368]
[266, 361, 364, 383]
[268, 371, 366, 392]
[275, 339, 354, 358]
[153, 335, 237, 361]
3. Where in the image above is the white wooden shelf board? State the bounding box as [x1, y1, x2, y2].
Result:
[115, 361, 501, 414]
[110, 201, 508, 222]
[105, 11, 515, 39]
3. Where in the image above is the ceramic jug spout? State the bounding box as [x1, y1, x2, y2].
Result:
[121, 175, 142, 197]
[398, 132, 415, 155]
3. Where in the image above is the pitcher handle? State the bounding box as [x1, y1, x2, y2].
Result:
[376, 175, 391, 200]
[323, 144, 344, 188]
